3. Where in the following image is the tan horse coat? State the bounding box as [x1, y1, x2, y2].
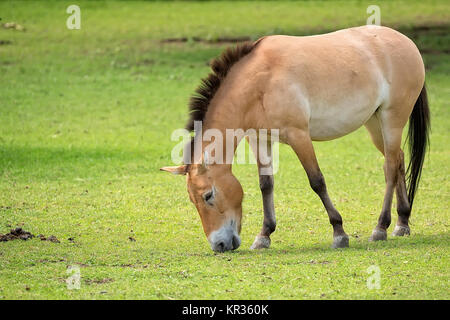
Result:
[162, 26, 429, 252]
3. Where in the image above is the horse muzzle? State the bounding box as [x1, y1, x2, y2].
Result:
[208, 222, 241, 252]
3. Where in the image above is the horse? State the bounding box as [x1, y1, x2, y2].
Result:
[161, 25, 430, 252]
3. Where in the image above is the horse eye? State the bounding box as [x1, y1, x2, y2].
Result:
[203, 190, 214, 205]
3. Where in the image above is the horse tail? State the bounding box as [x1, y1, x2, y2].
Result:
[406, 84, 430, 208]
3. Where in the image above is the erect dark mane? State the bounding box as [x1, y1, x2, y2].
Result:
[185, 41, 258, 131]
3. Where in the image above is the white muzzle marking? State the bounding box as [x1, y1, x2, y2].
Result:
[208, 220, 241, 252]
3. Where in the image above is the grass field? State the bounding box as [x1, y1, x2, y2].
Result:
[0, 1, 449, 299]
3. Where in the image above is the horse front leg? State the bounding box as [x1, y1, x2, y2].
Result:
[287, 128, 349, 248]
[250, 172, 276, 249]
[248, 136, 276, 250]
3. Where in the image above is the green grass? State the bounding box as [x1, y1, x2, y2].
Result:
[0, 0, 449, 299]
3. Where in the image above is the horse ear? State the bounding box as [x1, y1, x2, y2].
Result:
[160, 165, 188, 175]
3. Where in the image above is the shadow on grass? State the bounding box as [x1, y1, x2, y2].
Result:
[0, 144, 153, 179]
[224, 232, 450, 257]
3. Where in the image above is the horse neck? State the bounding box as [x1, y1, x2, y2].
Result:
[199, 99, 248, 168]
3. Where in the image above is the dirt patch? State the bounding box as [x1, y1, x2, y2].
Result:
[119, 263, 148, 268]
[38, 234, 60, 243]
[84, 278, 114, 285]
[161, 36, 252, 44]
[161, 23, 449, 55]
[0, 227, 60, 243]
[135, 58, 155, 66]
[398, 23, 450, 55]
[0, 228, 34, 241]
[401, 24, 449, 37]
[307, 260, 331, 265]
[419, 48, 450, 55]
[2, 22, 25, 31]
[39, 258, 66, 263]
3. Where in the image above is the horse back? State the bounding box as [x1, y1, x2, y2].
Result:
[245, 26, 425, 140]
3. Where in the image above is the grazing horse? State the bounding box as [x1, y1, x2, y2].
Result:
[161, 25, 429, 252]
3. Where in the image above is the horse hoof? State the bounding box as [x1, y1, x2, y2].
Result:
[332, 235, 349, 248]
[250, 235, 271, 250]
[392, 225, 410, 237]
[369, 228, 387, 241]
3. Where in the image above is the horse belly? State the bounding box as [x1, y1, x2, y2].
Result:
[308, 93, 381, 141]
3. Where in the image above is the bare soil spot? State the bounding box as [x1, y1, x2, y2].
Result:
[307, 260, 331, 265]
[161, 36, 252, 44]
[160, 23, 449, 55]
[85, 278, 114, 285]
[38, 234, 60, 243]
[0, 227, 60, 243]
[0, 228, 33, 241]
[2, 22, 25, 31]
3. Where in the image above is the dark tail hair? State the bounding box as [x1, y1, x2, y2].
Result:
[406, 84, 430, 208]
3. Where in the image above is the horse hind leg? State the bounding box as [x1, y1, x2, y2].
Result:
[392, 150, 411, 236]
[365, 112, 410, 241]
